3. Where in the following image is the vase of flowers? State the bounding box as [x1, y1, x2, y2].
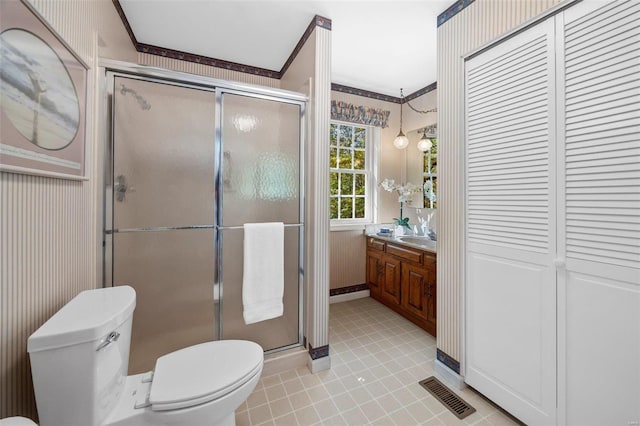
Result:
[379, 178, 423, 231]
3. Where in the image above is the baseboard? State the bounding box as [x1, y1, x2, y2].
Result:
[434, 358, 467, 391]
[307, 353, 331, 373]
[329, 289, 370, 304]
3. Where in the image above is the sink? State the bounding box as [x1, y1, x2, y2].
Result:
[398, 236, 436, 247]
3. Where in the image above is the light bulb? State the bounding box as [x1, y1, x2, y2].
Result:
[393, 131, 409, 149]
[417, 136, 433, 152]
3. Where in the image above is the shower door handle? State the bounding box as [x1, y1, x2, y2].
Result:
[115, 175, 136, 202]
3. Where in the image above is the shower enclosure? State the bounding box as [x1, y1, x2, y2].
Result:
[102, 64, 305, 374]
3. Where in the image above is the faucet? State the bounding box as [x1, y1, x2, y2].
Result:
[418, 216, 428, 236]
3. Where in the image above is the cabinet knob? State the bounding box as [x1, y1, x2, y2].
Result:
[554, 258, 566, 269]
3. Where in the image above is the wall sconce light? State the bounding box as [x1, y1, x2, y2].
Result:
[393, 88, 409, 149]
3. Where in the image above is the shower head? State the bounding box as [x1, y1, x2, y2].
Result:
[120, 84, 151, 110]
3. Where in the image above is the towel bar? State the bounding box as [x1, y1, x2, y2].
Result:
[217, 224, 303, 230]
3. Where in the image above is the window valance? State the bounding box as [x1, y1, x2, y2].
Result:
[331, 101, 390, 128]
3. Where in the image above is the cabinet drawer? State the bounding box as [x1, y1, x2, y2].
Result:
[367, 237, 386, 251]
[387, 243, 423, 264]
[424, 253, 436, 266]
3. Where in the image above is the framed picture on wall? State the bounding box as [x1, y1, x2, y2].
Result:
[0, 0, 88, 180]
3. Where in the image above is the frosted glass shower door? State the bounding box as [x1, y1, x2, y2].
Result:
[218, 92, 302, 351]
[108, 76, 217, 374]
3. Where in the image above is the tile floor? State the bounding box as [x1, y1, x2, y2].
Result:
[236, 297, 519, 426]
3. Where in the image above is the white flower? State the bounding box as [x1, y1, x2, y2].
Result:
[424, 180, 436, 202]
[379, 178, 423, 204]
[380, 178, 397, 192]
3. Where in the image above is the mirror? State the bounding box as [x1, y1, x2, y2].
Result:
[406, 127, 437, 209]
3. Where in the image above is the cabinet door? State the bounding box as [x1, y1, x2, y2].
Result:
[401, 261, 437, 336]
[366, 250, 383, 298]
[401, 263, 429, 321]
[381, 255, 401, 306]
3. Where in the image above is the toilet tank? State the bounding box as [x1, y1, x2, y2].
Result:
[28, 286, 136, 426]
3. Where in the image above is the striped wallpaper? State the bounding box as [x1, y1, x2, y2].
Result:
[308, 26, 332, 359]
[0, 174, 98, 419]
[138, 53, 280, 88]
[329, 231, 366, 290]
[1, 0, 112, 419]
[437, 0, 563, 369]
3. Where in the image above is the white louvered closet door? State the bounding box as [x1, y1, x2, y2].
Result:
[464, 17, 557, 425]
[558, 1, 640, 424]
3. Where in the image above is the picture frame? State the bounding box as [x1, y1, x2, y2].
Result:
[0, 0, 88, 180]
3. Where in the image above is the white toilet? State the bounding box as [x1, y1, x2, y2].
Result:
[27, 286, 263, 426]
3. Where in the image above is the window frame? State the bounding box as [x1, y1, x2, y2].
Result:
[329, 120, 379, 230]
[422, 138, 438, 209]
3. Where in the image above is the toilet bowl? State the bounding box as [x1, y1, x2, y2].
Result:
[0, 417, 37, 426]
[105, 340, 262, 426]
[27, 286, 262, 426]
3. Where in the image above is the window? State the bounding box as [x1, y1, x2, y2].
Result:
[423, 138, 438, 209]
[329, 121, 375, 224]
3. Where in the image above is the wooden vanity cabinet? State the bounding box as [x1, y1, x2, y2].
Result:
[366, 249, 383, 299]
[366, 236, 436, 337]
[381, 256, 402, 306]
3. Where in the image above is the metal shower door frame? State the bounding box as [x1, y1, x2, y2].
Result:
[100, 60, 307, 354]
[214, 87, 306, 354]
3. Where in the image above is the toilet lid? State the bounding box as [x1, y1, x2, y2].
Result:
[149, 340, 263, 411]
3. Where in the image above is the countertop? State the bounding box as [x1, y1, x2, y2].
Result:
[366, 233, 437, 254]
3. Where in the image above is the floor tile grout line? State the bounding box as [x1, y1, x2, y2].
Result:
[239, 297, 517, 426]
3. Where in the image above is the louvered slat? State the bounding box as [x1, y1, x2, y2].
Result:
[565, 0, 640, 276]
[467, 32, 550, 251]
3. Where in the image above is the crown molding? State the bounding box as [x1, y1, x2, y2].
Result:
[331, 83, 401, 103]
[112, 1, 331, 80]
[280, 15, 331, 76]
[437, 0, 476, 27]
[136, 43, 281, 78]
[112, 0, 138, 46]
[332, 82, 437, 104]
[404, 82, 438, 102]
[112, 2, 437, 101]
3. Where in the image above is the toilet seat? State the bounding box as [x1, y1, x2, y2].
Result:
[149, 340, 263, 411]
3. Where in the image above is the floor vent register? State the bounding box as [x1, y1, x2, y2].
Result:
[418, 376, 476, 420]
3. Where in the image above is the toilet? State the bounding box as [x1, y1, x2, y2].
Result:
[27, 286, 263, 426]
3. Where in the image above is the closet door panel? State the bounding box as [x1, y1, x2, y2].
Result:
[467, 252, 554, 397]
[560, 1, 640, 424]
[564, 273, 639, 426]
[465, 18, 557, 425]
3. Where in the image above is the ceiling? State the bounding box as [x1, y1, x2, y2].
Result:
[118, 1, 452, 97]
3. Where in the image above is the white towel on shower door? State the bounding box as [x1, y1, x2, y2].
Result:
[242, 222, 284, 324]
